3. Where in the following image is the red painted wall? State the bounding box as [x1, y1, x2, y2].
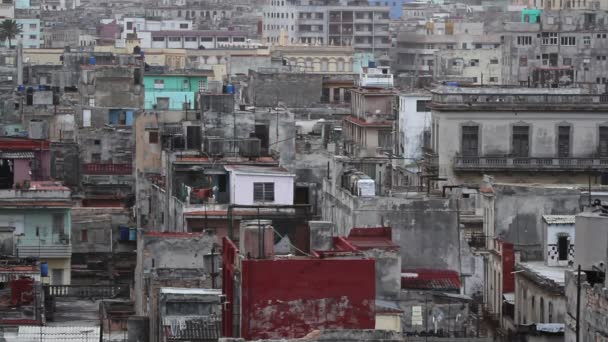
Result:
[501, 241, 515, 294]
[240, 258, 375, 340]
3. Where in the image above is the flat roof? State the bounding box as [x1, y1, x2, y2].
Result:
[224, 165, 294, 176]
[518, 261, 569, 287]
[160, 288, 221, 295]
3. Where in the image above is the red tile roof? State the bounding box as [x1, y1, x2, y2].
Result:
[401, 269, 461, 291]
[346, 227, 398, 250]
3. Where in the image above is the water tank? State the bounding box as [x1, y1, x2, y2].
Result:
[239, 220, 274, 259]
[17, 85, 25, 91]
[89, 56, 96, 65]
[119, 226, 129, 241]
[40, 262, 48, 277]
[226, 84, 235, 94]
[129, 227, 137, 241]
[446, 81, 459, 87]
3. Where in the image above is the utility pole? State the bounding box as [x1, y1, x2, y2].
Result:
[576, 264, 581, 342]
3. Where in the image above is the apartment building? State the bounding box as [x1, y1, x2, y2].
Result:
[430, 86, 608, 186]
[393, 21, 500, 86]
[262, 0, 391, 56]
[501, 11, 608, 90]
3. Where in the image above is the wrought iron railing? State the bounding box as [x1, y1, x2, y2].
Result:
[454, 156, 608, 171]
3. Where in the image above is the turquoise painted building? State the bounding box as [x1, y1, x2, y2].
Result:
[522, 9, 542, 23]
[16, 19, 42, 48]
[15, 0, 30, 9]
[0, 204, 72, 284]
[143, 74, 208, 110]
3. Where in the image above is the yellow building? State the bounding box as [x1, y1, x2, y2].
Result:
[272, 45, 355, 73]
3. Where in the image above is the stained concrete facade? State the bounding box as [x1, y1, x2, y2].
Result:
[434, 48, 502, 85]
[431, 86, 608, 185]
[246, 70, 323, 107]
[501, 11, 608, 89]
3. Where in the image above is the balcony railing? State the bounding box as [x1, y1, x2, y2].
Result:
[83, 163, 132, 175]
[45, 284, 129, 299]
[454, 156, 608, 171]
[17, 244, 72, 258]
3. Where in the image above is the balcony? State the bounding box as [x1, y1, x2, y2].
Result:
[17, 242, 72, 258]
[83, 163, 132, 175]
[453, 156, 608, 172]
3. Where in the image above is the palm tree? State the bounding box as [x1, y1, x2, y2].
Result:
[0, 20, 22, 49]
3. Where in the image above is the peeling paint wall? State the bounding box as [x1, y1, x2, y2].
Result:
[240, 258, 375, 340]
[492, 184, 580, 261]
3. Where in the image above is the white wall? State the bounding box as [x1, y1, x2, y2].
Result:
[398, 95, 431, 160]
[545, 223, 575, 266]
[230, 172, 294, 205]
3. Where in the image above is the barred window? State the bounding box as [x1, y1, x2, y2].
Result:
[253, 183, 275, 202]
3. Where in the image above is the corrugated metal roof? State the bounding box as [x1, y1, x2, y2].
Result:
[542, 215, 575, 225]
[0, 152, 34, 159]
[18, 326, 100, 342]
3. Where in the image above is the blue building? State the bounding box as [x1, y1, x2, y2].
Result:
[15, 0, 30, 9]
[369, 0, 407, 19]
[16, 19, 42, 48]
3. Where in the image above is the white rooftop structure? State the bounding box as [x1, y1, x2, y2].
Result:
[358, 65, 393, 88]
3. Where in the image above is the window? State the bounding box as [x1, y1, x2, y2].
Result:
[540, 297, 545, 322]
[600, 127, 608, 157]
[470, 59, 479, 66]
[416, 100, 430, 112]
[91, 153, 101, 163]
[378, 130, 392, 149]
[52, 213, 64, 236]
[541, 32, 558, 45]
[584, 36, 591, 45]
[517, 36, 532, 45]
[461, 126, 479, 157]
[560, 36, 576, 46]
[558, 125, 570, 157]
[253, 183, 275, 202]
[557, 235, 569, 260]
[217, 37, 229, 42]
[548, 302, 554, 323]
[94, 139, 100, 145]
[29, 35, 37, 39]
[475, 43, 482, 49]
[168, 37, 181, 42]
[185, 37, 197, 41]
[489, 77, 498, 82]
[542, 53, 558, 66]
[126, 22, 133, 30]
[180, 23, 188, 29]
[152, 37, 165, 42]
[154, 79, 164, 89]
[81, 229, 88, 242]
[519, 56, 528, 66]
[563, 57, 572, 66]
[149, 131, 159, 144]
[512, 125, 530, 157]
[490, 58, 499, 64]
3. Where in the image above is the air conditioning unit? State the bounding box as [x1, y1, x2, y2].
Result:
[205, 136, 224, 156]
[239, 138, 261, 158]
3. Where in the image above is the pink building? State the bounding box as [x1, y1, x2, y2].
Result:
[0, 137, 51, 189]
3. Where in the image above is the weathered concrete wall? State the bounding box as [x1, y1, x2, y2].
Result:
[365, 248, 401, 300]
[493, 184, 581, 261]
[220, 329, 405, 341]
[141, 233, 217, 273]
[514, 272, 565, 326]
[50, 141, 80, 187]
[71, 207, 131, 254]
[247, 70, 323, 107]
[398, 290, 471, 336]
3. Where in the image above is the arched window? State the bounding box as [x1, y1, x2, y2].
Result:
[548, 302, 554, 323]
[531, 296, 536, 321]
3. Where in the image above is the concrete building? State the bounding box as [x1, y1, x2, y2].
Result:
[0, 1, 14, 19]
[501, 11, 608, 90]
[430, 86, 608, 186]
[273, 45, 355, 73]
[16, 19, 42, 48]
[144, 30, 248, 50]
[564, 209, 608, 342]
[143, 70, 209, 110]
[343, 65, 396, 158]
[434, 48, 503, 85]
[0, 180, 73, 286]
[368, 0, 405, 19]
[262, 0, 391, 56]
[393, 21, 500, 87]
[393, 92, 431, 187]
